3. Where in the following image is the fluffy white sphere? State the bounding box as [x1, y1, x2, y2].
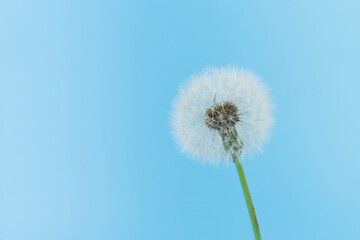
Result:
[171, 66, 274, 165]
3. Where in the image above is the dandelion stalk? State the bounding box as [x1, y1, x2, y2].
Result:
[220, 127, 261, 240]
[234, 156, 261, 240]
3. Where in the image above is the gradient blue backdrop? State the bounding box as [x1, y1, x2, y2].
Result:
[1, 0, 360, 239]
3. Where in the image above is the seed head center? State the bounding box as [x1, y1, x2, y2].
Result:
[205, 101, 240, 131]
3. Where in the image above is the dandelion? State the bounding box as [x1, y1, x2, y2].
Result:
[171, 66, 274, 240]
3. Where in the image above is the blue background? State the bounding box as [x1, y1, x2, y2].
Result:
[1, 0, 360, 239]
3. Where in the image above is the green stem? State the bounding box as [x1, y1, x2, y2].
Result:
[234, 156, 262, 240]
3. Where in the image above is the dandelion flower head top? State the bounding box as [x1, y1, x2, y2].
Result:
[171, 66, 274, 165]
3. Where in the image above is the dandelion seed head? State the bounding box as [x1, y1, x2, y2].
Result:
[171, 66, 274, 165]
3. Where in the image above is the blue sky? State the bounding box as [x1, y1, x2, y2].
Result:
[1, 0, 360, 239]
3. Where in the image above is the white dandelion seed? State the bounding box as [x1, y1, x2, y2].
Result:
[171, 66, 274, 165]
